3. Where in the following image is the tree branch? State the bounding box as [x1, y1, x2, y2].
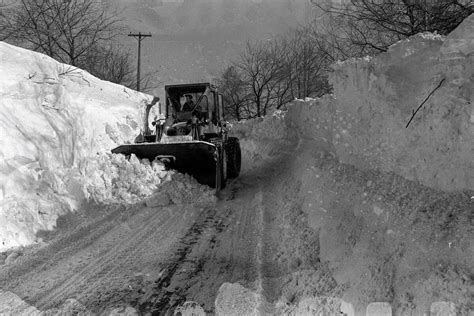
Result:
[406, 78, 445, 128]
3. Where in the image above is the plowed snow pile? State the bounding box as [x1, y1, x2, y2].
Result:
[320, 18, 473, 192]
[0, 42, 178, 251]
[227, 14, 473, 315]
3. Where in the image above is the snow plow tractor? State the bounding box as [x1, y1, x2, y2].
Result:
[112, 82, 241, 191]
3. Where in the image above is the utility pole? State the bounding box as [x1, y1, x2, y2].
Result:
[128, 32, 152, 92]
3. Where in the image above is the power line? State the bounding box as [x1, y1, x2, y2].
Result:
[128, 32, 152, 92]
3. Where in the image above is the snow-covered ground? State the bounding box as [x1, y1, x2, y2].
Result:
[0, 15, 472, 314]
[2, 14, 472, 252]
[0, 42, 170, 251]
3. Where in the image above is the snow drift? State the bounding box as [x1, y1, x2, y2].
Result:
[0, 42, 164, 250]
[223, 16, 473, 312]
[288, 14, 474, 192]
[235, 15, 473, 313]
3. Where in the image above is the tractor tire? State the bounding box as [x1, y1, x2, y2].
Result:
[220, 147, 227, 190]
[215, 156, 221, 190]
[214, 146, 227, 191]
[226, 137, 241, 179]
[208, 138, 227, 191]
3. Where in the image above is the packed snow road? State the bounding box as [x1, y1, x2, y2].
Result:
[0, 118, 472, 315]
[0, 132, 305, 314]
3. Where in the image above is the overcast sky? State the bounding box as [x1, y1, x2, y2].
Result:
[112, 0, 312, 95]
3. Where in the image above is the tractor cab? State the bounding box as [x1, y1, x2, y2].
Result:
[163, 83, 225, 142]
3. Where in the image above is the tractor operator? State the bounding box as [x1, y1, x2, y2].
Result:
[181, 94, 195, 112]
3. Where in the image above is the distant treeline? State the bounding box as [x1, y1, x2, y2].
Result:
[0, 0, 158, 91]
[217, 0, 473, 120]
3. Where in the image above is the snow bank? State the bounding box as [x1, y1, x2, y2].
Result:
[83, 154, 169, 205]
[0, 289, 139, 315]
[288, 14, 474, 192]
[0, 42, 164, 250]
[230, 110, 291, 172]
[223, 16, 474, 313]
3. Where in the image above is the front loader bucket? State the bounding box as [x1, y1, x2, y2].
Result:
[112, 141, 219, 188]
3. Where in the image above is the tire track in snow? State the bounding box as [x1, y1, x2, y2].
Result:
[33, 205, 196, 310]
[136, 206, 222, 313]
[34, 206, 168, 307]
[77, 207, 185, 308]
[135, 181, 267, 314]
[252, 190, 265, 313]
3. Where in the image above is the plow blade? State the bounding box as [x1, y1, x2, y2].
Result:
[112, 141, 219, 188]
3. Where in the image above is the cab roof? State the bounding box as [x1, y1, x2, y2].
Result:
[165, 82, 217, 94]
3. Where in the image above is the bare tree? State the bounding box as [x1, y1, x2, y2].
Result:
[311, 0, 473, 56]
[217, 26, 332, 120]
[80, 44, 134, 85]
[0, 2, 11, 41]
[280, 27, 332, 100]
[234, 40, 287, 117]
[2, 0, 159, 91]
[134, 69, 162, 94]
[6, 0, 121, 66]
[218, 66, 248, 121]
[0, 1, 23, 41]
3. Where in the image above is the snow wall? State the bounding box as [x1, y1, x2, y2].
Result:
[287, 14, 474, 192]
[0, 42, 162, 250]
[227, 16, 474, 313]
